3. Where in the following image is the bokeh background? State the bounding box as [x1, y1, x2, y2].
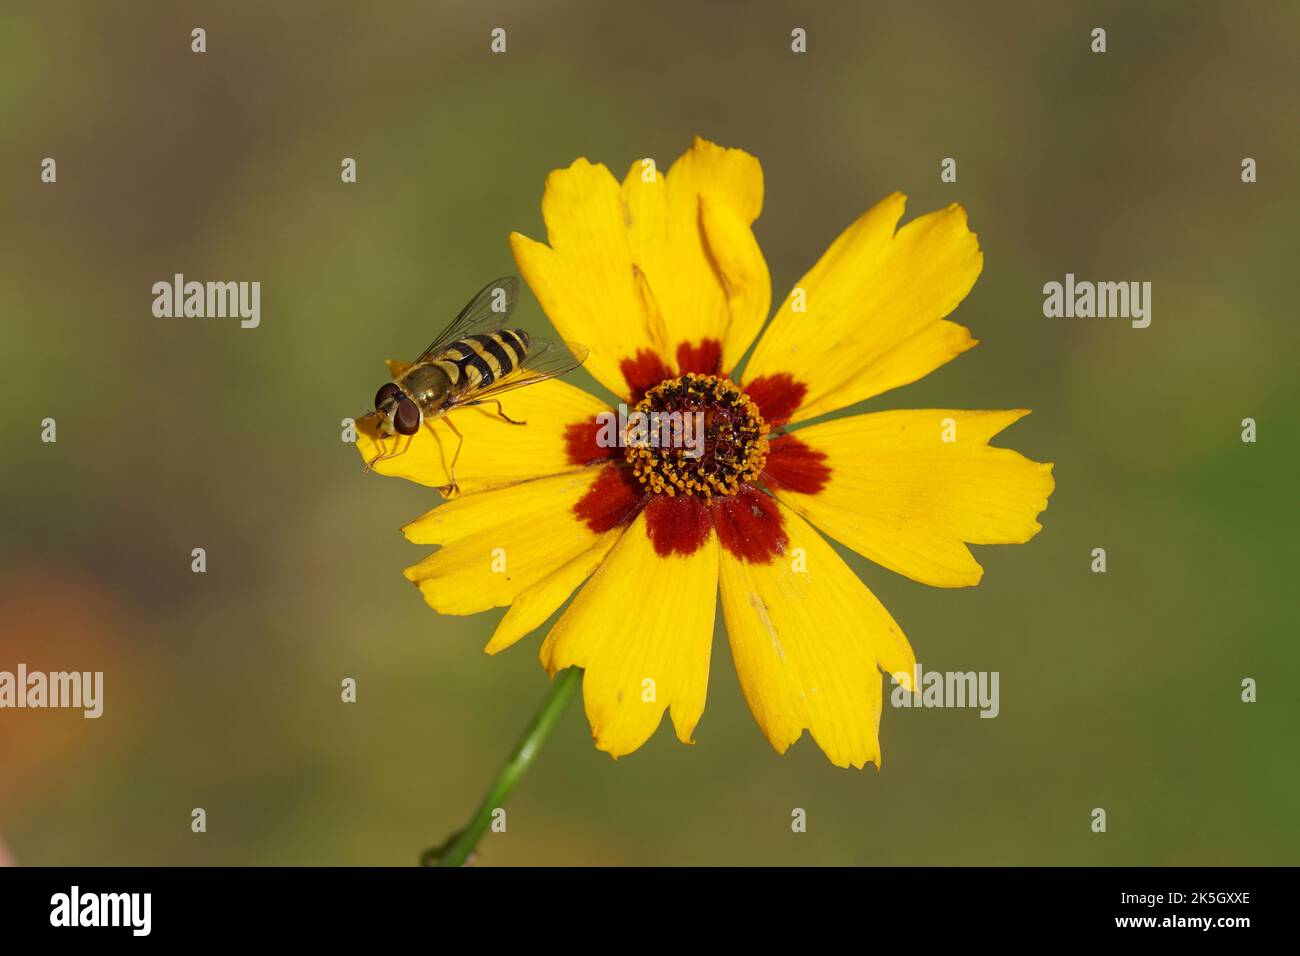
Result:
[2, 0, 1297, 865]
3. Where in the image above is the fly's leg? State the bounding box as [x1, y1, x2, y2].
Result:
[365, 438, 393, 472]
[436, 417, 465, 497]
[429, 402, 522, 495]
[489, 400, 526, 426]
[364, 432, 413, 472]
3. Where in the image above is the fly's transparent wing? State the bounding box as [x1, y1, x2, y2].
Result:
[415, 276, 520, 362]
[452, 339, 590, 406]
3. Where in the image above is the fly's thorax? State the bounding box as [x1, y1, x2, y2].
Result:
[398, 362, 456, 413]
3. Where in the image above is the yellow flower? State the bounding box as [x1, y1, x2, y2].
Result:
[357, 137, 1055, 769]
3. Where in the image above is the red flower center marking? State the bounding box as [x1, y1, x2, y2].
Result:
[741, 373, 806, 428]
[675, 339, 722, 376]
[619, 339, 721, 401]
[763, 435, 831, 495]
[625, 373, 769, 500]
[714, 486, 789, 563]
[620, 350, 673, 404]
[564, 420, 621, 466]
[572, 464, 643, 534]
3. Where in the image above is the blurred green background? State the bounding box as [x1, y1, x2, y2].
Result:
[2, 0, 1297, 866]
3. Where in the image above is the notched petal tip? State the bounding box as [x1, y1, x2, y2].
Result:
[828, 737, 882, 771]
[676, 136, 765, 220]
[689, 134, 759, 166]
[550, 155, 604, 180]
[759, 728, 794, 758]
[889, 667, 920, 696]
[670, 705, 701, 747]
[764, 727, 882, 771]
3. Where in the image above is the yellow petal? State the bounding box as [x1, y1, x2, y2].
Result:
[718, 502, 915, 769]
[401, 467, 611, 615]
[485, 530, 622, 655]
[622, 137, 768, 373]
[509, 158, 662, 400]
[744, 194, 983, 423]
[540, 509, 718, 758]
[700, 193, 771, 372]
[354, 378, 609, 493]
[768, 410, 1055, 588]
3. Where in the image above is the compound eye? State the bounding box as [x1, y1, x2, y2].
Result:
[393, 398, 421, 435]
[374, 382, 402, 408]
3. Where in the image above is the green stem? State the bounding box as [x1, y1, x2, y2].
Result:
[429, 666, 583, 867]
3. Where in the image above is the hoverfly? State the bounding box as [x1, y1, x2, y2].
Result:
[365, 276, 589, 495]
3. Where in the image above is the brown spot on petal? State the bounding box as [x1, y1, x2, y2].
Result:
[564, 418, 621, 466]
[573, 464, 644, 534]
[714, 486, 788, 563]
[643, 493, 713, 558]
[763, 435, 831, 495]
[620, 349, 673, 403]
[676, 338, 722, 377]
[744, 373, 806, 427]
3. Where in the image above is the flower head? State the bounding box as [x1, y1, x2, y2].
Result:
[356, 137, 1055, 769]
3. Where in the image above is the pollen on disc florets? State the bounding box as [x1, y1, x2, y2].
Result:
[626, 373, 770, 500]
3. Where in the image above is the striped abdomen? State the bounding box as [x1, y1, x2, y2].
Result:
[429, 329, 531, 392]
